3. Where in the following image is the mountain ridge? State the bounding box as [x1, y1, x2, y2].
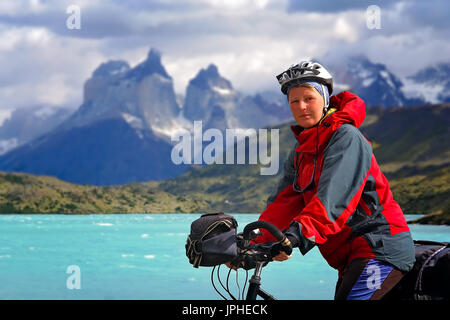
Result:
[0, 103, 448, 225]
[0, 49, 449, 186]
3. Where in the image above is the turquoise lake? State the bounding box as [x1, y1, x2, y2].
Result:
[0, 214, 448, 300]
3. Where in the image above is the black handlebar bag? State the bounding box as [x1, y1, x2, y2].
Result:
[411, 240, 450, 299]
[186, 212, 239, 268]
[388, 240, 450, 299]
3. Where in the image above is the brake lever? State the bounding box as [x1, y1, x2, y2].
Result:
[249, 229, 263, 239]
[236, 230, 261, 252]
[234, 241, 272, 266]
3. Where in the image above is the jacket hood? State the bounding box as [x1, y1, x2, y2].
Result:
[291, 91, 366, 153]
[328, 90, 366, 129]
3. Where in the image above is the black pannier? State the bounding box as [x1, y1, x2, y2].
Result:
[186, 212, 239, 268]
[388, 240, 450, 300]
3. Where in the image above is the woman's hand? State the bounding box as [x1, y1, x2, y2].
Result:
[225, 261, 239, 270]
[272, 251, 291, 262]
[268, 241, 292, 262]
[225, 240, 292, 270]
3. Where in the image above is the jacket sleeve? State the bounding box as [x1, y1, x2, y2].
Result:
[293, 124, 372, 253]
[253, 143, 306, 244]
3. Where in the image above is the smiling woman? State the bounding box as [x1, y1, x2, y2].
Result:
[248, 60, 417, 301]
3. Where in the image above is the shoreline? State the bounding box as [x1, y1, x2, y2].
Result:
[2, 212, 447, 226]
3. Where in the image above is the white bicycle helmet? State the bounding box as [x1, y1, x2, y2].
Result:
[276, 61, 333, 96]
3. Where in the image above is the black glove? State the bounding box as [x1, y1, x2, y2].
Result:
[267, 225, 301, 259]
[266, 239, 293, 259]
[284, 221, 316, 255]
[283, 222, 301, 248]
[241, 254, 258, 270]
[229, 249, 267, 270]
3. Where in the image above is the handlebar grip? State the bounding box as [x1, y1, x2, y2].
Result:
[243, 220, 293, 254]
[243, 220, 284, 241]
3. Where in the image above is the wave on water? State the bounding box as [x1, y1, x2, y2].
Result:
[162, 232, 187, 237]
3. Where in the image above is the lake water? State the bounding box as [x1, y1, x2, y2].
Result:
[0, 214, 448, 300]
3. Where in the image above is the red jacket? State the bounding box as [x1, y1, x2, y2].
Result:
[255, 91, 415, 276]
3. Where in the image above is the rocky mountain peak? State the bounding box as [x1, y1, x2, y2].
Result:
[189, 64, 233, 91]
[329, 55, 424, 107]
[64, 48, 181, 134]
[92, 60, 130, 78]
[127, 48, 170, 81]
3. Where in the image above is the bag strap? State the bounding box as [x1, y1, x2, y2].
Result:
[186, 235, 203, 268]
[414, 244, 448, 299]
[201, 219, 234, 241]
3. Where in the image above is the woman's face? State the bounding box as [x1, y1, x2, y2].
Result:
[288, 85, 325, 128]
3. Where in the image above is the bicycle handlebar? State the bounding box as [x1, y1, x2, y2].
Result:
[242, 220, 292, 255]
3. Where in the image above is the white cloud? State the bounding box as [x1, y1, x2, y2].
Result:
[0, 0, 448, 110]
[197, 0, 271, 10]
[0, 0, 47, 15]
[0, 109, 13, 126]
[160, 8, 365, 94]
[0, 138, 19, 155]
[334, 15, 361, 42]
[0, 24, 105, 109]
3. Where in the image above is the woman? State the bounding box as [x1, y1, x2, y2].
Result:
[253, 61, 415, 300]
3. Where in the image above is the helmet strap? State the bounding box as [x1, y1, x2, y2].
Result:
[321, 83, 329, 113]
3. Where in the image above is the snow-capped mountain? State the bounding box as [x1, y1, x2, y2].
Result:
[0, 49, 189, 185]
[183, 64, 236, 130]
[329, 55, 426, 107]
[402, 62, 450, 104]
[183, 64, 291, 130]
[0, 106, 73, 155]
[0, 48, 292, 185]
[1, 49, 444, 186]
[59, 49, 186, 140]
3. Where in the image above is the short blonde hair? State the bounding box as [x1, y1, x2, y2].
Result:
[297, 83, 314, 90]
[287, 83, 315, 99]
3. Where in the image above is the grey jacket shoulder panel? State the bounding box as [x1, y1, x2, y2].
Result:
[318, 124, 373, 223]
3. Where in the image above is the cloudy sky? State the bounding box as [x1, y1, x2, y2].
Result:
[0, 0, 449, 111]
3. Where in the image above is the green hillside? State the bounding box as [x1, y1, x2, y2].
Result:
[0, 104, 449, 224]
[0, 172, 211, 214]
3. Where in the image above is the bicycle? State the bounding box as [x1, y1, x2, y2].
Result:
[210, 220, 292, 300]
[208, 220, 449, 301]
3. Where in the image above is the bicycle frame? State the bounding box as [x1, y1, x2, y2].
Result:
[241, 220, 292, 300]
[246, 262, 276, 300]
[204, 219, 291, 300]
